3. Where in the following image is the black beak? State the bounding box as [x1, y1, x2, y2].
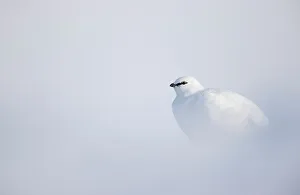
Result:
[170, 83, 175, 87]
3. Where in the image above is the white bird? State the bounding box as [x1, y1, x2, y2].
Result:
[170, 76, 269, 141]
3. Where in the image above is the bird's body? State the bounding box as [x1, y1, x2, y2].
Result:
[170, 76, 269, 140]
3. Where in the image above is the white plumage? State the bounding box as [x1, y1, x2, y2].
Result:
[170, 76, 269, 140]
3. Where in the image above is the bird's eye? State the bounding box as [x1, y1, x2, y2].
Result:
[181, 81, 188, 85]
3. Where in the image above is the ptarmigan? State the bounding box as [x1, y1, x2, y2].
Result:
[170, 76, 269, 140]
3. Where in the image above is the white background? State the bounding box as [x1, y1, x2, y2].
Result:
[1, 0, 300, 194]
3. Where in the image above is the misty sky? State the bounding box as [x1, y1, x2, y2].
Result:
[1, 0, 300, 194]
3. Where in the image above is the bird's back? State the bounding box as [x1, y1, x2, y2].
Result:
[202, 88, 269, 128]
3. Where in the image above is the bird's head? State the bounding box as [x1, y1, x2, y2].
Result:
[170, 76, 205, 97]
